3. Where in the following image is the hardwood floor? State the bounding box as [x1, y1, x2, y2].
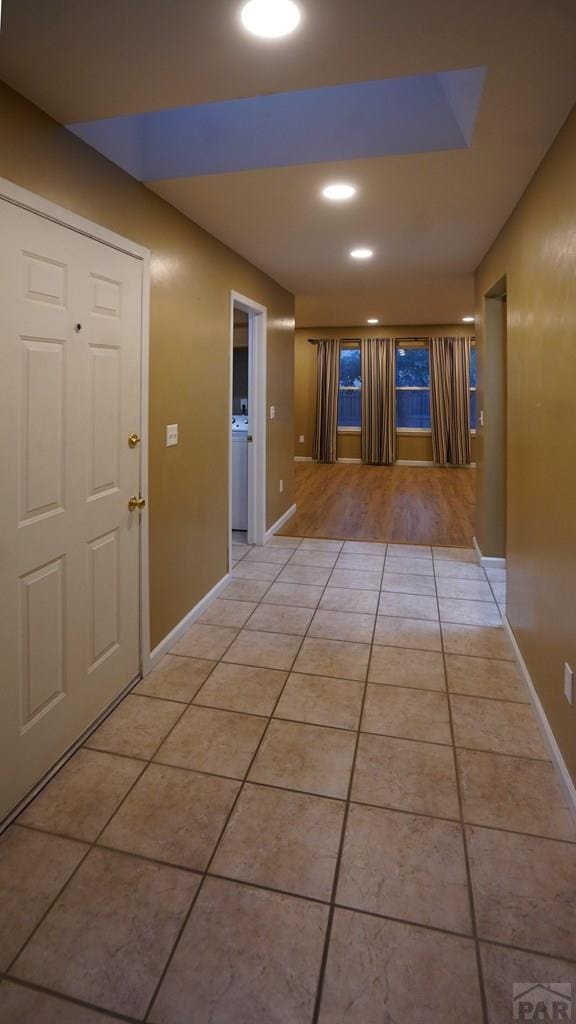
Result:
[281, 463, 475, 546]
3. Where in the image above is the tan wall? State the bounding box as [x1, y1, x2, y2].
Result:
[295, 326, 477, 463]
[0, 82, 295, 648]
[475, 105, 576, 783]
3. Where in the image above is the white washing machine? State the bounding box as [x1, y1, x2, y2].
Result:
[232, 416, 249, 531]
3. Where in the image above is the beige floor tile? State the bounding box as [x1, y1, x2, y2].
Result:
[436, 576, 494, 601]
[328, 568, 382, 590]
[451, 694, 549, 759]
[386, 543, 432, 559]
[265, 535, 303, 548]
[0, 981, 118, 1024]
[335, 552, 385, 572]
[11, 848, 199, 1019]
[85, 695, 183, 760]
[222, 629, 302, 670]
[374, 615, 442, 652]
[99, 764, 239, 870]
[0, 826, 87, 972]
[380, 570, 437, 596]
[362, 684, 452, 744]
[368, 645, 446, 691]
[445, 653, 527, 701]
[244, 603, 314, 636]
[293, 637, 370, 681]
[299, 538, 344, 552]
[486, 567, 507, 582]
[231, 543, 252, 559]
[244, 546, 293, 565]
[353, 733, 459, 819]
[467, 825, 576, 959]
[249, 719, 356, 798]
[231, 561, 281, 581]
[220, 578, 271, 602]
[378, 592, 439, 621]
[490, 581, 507, 604]
[194, 662, 287, 716]
[277, 564, 331, 586]
[439, 597, 501, 627]
[458, 749, 575, 840]
[309, 608, 375, 643]
[155, 705, 266, 779]
[337, 804, 471, 932]
[18, 749, 144, 842]
[197, 598, 257, 628]
[342, 540, 388, 555]
[262, 581, 324, 608]
[442, 622, 515, 659]
[383, 556, 434, 576]
[319, 587, 379, 613]
[433, 546, 477, 563]
[134, 654, 216, 702]
[434, 561, 486, 581]
[275, 672, 364, 730]
[149, 877, 328, 1024]
[211, 783, 344, 900]
[171, 623, 238, 660]
[319, 909, 482, 1024]
[480, 943, 576, 1024]
[288, 549, 338, 568]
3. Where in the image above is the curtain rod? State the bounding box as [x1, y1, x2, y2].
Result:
[308, 335, 475, 344]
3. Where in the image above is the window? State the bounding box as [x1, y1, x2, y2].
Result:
[470, 346, 477, 430]
[338, 345, 361, 428]
[396, 345, 431, 428]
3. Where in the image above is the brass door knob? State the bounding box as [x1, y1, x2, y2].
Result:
[128, 433, 141, 448]
[128, 495, 146, 511]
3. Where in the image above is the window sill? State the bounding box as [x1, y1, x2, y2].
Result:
[338, 427, 477, 436]
[337, 427, 361, 434]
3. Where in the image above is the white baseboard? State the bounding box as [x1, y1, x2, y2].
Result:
[337, 457, 362, 464]
[396, 459, 435, 467]
[294, 456, 312, 462]
[147, 572, 232, 671]
[264, 503, 297, 542]
[503, 615, 576, 822]
[473, 536, 506, 570]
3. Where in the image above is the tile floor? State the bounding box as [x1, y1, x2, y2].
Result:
[1, 539, 575, 1023]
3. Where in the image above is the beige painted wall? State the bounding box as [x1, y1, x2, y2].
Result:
[475, 104, 576, 783]
[0, 82, 295, 648]
[295, 326, 477, 463]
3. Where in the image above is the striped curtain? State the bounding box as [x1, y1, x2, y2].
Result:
[429, 336, 472, 465]
[312, 340, 340, 463]
[360, 338, 397, 465]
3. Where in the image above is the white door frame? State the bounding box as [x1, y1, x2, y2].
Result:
[229, 290, 267, 561]
[0, 178, 151, 676]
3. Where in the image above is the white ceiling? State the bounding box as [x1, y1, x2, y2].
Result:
[1, 0, 575, 325]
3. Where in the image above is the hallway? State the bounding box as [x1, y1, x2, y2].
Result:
[1, 538, 574, 1023]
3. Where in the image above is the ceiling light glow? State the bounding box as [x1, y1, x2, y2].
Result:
[240, 0, 301, 38]
[350, 248, 373, 260]
[322, 183, 356, 201]
[367, 318, 379, 324]
[462, 316, 475, 322]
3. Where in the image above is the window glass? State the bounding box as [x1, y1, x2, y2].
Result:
[338, 346, 361, 427]
[396, 346, 431, 428]
[470, 347, 477, 429]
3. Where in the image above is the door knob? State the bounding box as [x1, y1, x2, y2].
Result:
[128, 433, 141, 448]
[128, 495, 146, 511]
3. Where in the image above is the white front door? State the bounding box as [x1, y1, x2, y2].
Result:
[0, 199, 143, 820]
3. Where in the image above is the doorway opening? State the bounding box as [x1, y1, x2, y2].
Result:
[229, 291, 267, 564]
[482, 276, 508, 557]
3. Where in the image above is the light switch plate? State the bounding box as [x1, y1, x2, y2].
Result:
[479, 410, 484, 428]
[166, 424, 178, 447]
[564, 663, 574, 705]
[270, 405, 275, 420]
[299, 435, 305, 443]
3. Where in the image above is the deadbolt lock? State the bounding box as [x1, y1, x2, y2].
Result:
[128, 495, 146, 512]
[128, 433, 141, 448]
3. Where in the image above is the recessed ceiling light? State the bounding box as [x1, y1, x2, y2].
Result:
[322, 183, 356, 201]
[367, 318, 379, 324]
[462, 316, 475, 323]
[240, 0, 301, 38]
[350, 248, 373, 260]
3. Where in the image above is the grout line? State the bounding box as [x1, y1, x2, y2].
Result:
[433, 560, 490, 1024]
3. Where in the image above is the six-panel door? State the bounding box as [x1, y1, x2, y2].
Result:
[0, 199, 143, 820]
